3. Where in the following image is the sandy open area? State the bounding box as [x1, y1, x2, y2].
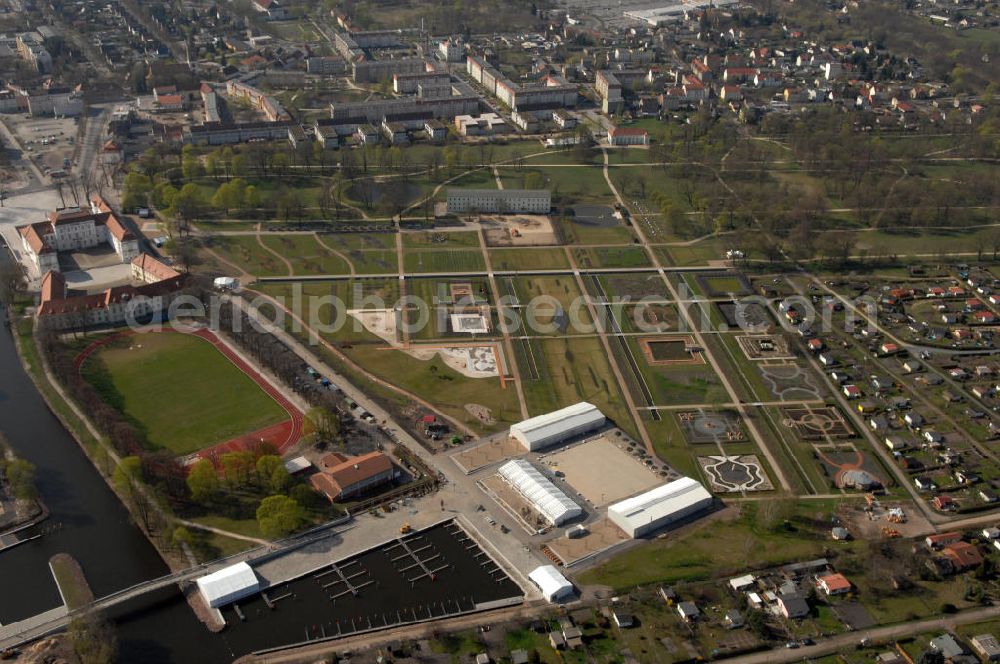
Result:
[482, 215, 558, 246]
[348, 308, 501, 378]
[543, 434, 660, 507]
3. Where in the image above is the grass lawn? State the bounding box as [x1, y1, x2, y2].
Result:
[261, 234, 351, 275]
[344, 345, 522, 434]
[403, 249, 486, 274]
[402, 230, 482, 248]
[206, 235, 289, 277]
[573, 246, 651, 269]
[188, 514, 263, 539]
[519, 337, 636, 438]
[81, 332, 288, 455]
[489, 247, 571, 271]
[579, 501, 864, 590]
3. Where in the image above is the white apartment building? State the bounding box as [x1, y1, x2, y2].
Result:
[446, 189, 551, 215]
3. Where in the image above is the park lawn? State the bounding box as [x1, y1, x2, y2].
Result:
[644, 416, 701, 479]
[489, 247, 570, 271]
[579, 501, 864, 591]
[320, 232, 397, 251]
[81, 332, 288, 455]
[522, 165, 613, 204]
[188, 514, 263, 539]
[560, 220, 637, 245]
[510, 275, 593, 335]
[618, 337, 728, 406]
[403, 249, 486, 274]
[343, 345, 522, 434]
[402, 230, 482, 248]
[206, 235, 289, 277]
[261, 234, 351, 275]
[656, 237, 730, 267]
[615, 302, 680, 334]
[852, 227, 1000, 256]
[572, 246, 651, 269]
[344, 249, 398, 275]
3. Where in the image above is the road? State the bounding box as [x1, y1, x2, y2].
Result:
[717, 602, 1000, 663]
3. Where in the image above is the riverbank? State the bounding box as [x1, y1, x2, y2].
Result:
[0, 438, 47, 539]
[8, 314, 187, 573]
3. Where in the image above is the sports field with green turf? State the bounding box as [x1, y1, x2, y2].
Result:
[81, 333, 288, 455]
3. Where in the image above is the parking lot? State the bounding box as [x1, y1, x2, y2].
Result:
[8, 115, 79, 177]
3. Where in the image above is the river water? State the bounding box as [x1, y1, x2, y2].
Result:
[0, 312, 519, 662]
[0, 315, 233, 662]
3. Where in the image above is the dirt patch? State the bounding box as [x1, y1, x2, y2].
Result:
[348, 309, 503, 378]
[348, 308, 400, 344]
[465, 403, 496, 426]
[482, 214, 558, 246]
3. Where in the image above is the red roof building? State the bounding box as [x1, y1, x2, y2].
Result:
[310, 451, 398, 502]
[816, 573, 851, 595]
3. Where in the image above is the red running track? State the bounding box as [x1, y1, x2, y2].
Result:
[74, 328, 304, 461]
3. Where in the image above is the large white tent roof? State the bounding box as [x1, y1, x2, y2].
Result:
[528, 565, 574, 602]
[608, 476, 712, 534]
[498, 459, 582, 526]
[509, 402, 605, 450]
[195, 561, 260, 608]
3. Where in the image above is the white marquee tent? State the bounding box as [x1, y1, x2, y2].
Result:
[195, 561, 261, 608]
[528, 565, 575, 602]
[497, 459, 583, 526]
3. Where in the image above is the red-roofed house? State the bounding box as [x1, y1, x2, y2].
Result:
[310, 451, 399, 501]
[816, 573, 851, 595]
[942, 542, 984, 572]
[608, 126, 649, 146]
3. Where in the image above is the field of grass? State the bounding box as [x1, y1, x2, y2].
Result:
[580, 501, 863, 590]
[81, 332, 288, 455]
[403, 249, 486, 274]
[343, 345, 521, 434]
[206, 235, 289, 277]
[402, 230, 482, 248]
[517, 336, 635, 437]
[49, 554, 94, 610]
[560, 220, 636, 245]
[655, 240, 728, 267]
[188, 514, 263, 539]
[572, 246, 651, 269]
[260, 234, 351, 275]
[489, 247, 571, 271]
[616, 337, 727, 406]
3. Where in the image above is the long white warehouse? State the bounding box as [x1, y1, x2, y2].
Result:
[608, 477, 713, 538]
[528, 565, 575, 602]
[195, 561, 261, 608]
[497, 459, 583, 526]
[509, 401, 606, 451]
